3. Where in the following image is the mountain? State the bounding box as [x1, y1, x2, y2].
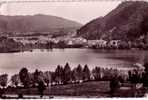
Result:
[78, 1, 148, 41]
[0, 14, 82, 34]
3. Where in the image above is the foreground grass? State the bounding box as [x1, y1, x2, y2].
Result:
[6, 81, 110, 97]
[4, 81, 146, 98]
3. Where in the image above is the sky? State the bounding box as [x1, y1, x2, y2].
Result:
[1, 1, 121, 24]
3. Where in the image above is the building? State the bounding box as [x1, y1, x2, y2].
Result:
[66, 37, 87, 46]
[87, 39, 107, 48]
[108, 40, 121, 48]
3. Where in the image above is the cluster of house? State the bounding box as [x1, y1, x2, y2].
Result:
[7, 35, 129, 49]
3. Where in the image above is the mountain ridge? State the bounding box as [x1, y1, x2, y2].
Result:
[78, 1, 148, 41]
[0, 14, 82, 33]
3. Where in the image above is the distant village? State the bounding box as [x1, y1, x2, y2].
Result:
[0, 31, 147, 52]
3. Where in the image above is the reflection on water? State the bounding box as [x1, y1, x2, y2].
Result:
[0, 48, 148, 76]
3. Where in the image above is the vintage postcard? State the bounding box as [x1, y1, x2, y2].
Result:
[0, 0, 148, 99]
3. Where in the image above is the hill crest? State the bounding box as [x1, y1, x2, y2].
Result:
[78, 1, 148, 41]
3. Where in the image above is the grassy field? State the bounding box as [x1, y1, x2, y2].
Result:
[5, 81, 110, 97]
[4, 81, 146, 98]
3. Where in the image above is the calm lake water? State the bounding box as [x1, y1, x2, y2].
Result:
[0, 48, 148, 76]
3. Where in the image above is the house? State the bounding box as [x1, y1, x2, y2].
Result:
[108, 40, 121, 48]
[97, 39, 107, 48]
[67, 40, 73, 45]
[66, 37, 87, 46]
[87, 39, 107, 48]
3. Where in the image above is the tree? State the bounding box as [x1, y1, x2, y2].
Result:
[57, 41, 66, 48]
[0, 74, 8, 88]
[142, 72, 148, 87]
[43, 71, 51, 87]
[28, 73, 34, 87]
[38, 71, 45, 82]
[144, 63, 148, 73]
[83, 64, 90, 81]
[142, 63, 148, 87]
[33, 69, 40, 86]
[51, 72, 56, 85]
[63, 63, 71, 84]
[19, 68, 30, 88]
[118, 41, 129, 49]
[128, 70, 132, 81]
[110, 75, 120, 97]
[0, 74, 8, 97]
[33, 69, 49, 87]
[92, 67, 101, 80]
[37, 80, 46, 98]
[11, 74, 20, 87]
[75, 64, 83, 82]
[54, 65, 64, 84]
[46, 41, 53, 49]
[129, 69, 140, 84]
[71, 68, 77, 83]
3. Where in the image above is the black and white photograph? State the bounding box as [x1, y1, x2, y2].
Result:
[0, 0, 148, 99]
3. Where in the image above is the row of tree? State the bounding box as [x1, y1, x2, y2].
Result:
[0, 63, 129, 89]
[16, 63, 92, 88]
[1, 63, 148, 98]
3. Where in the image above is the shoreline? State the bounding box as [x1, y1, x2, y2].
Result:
[0, 47, 147, 53]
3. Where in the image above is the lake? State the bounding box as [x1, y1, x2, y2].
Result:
[0, 48, 148, 76]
